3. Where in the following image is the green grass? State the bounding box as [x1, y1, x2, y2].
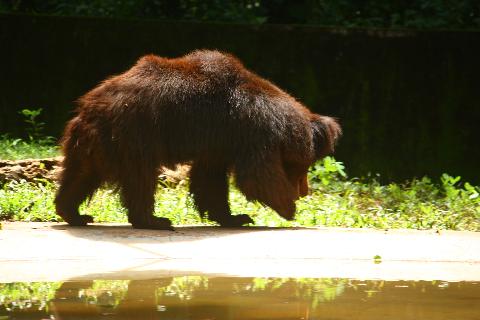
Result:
[0, 136, 59, 160]
[0, 157, 479, 231]
[0, 134, 478, 231]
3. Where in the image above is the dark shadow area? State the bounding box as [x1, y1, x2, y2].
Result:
[1, 14, 479, 182]
[49, 222, 313, 244]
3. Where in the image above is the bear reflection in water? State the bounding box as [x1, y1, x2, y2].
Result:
[2, 277, 479, 320]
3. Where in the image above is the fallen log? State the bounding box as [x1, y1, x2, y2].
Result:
[0, 157, 189, 185]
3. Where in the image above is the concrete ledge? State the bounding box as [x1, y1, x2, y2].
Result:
[1, 222, 479, 282]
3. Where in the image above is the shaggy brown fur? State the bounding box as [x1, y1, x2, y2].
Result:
[55, 50, 341, 229]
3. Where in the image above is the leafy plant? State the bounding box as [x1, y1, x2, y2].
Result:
[0, 180, 59, 221]
[19, 108, 43, 140]
[19, 108, 55, 144]
[0, 282, 62, 311]
[0, 108, 58, 160]
[308, 156, 347, 187]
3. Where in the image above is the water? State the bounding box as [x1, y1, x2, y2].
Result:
[0, 277, 479, 319]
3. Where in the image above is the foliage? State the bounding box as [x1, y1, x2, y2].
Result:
[0, 157, 478, 231]
[2, 0, 479, 29]
[157, 276, 351, 308]
[0, 108, 58, 160]
[19, 108, 47, 141]
[0, 280, 128, 313]
[79, 280, 130, 309]
[0, 136, 58, 160]
[0, 180, 59, 222]
[1, 0, 266, 23]
[0, 277, 383, 316]
[158, 276, 209, 301]
[0, 282, 61, 312]
[298, 0, 480, 29]
[301, 157, 480, 230]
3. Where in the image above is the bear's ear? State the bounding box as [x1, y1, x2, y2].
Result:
[311, 115, 342, 159]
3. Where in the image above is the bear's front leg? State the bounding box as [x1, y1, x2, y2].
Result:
[120, 168, 173, 230]
[189, 161, 253, 227]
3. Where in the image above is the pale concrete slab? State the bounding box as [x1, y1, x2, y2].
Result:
[0, 222, 479, 282]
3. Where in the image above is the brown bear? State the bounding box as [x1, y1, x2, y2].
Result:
[55, 50, 341, 229]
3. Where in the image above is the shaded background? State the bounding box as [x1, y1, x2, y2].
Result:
[0, 13, 479, 182]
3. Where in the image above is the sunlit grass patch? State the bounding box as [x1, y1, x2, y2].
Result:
[0, 136, 59, 160]
[0, 157, 479, 231]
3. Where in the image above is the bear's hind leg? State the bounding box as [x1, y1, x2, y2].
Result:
[55, 165, 101, 226]
[120, 168, 172, 230]
[189, 161, 253, 227]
